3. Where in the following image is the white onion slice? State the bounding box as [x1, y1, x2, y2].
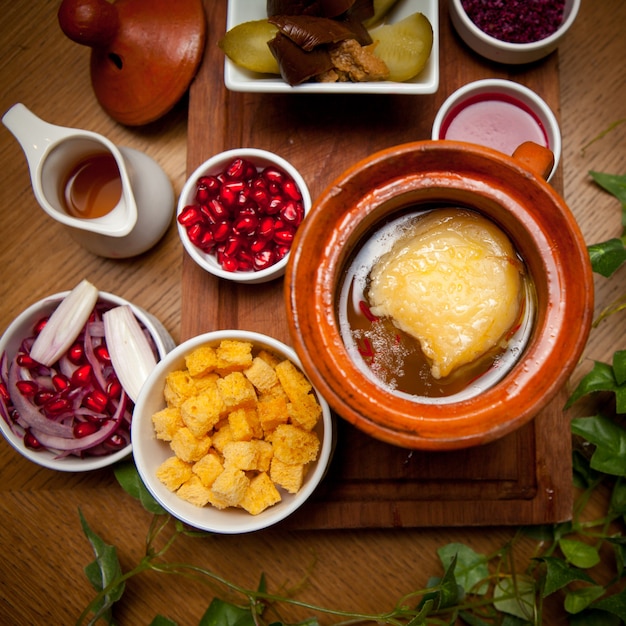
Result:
[30, 280, 99, 367]
[103, 305, 157, 403]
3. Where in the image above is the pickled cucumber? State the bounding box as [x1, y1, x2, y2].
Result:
[370, 12, 433, 82]
[362, 0, 401, 28]
[218, 20, 280, 75]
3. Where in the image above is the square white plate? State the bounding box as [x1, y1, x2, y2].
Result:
[223, 0, 439, 94]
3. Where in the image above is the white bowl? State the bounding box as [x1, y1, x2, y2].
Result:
[177, 148, 311, 285]
[224, 0, 439, 94]
[132, 330, 334, 534]
[0, 290, 175, 472]
[449, 0, 580, 65]
[432, 79, 561, 181]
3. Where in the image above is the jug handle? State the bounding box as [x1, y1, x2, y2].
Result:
[512, 141, 555, 181]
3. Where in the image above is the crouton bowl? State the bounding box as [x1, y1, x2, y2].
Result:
[131, 330, 333, 533]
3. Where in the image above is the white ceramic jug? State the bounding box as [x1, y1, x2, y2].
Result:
[2, 103, 174, 258]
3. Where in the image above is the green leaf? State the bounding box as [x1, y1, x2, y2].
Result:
[587, 239, 626, 277]
[565, 585, 606, 614]
[571, 416, 626, 477]
[437, 543, 489, 594]
[114, 460, 167, 515]
[572, 450, 602, 489]
[569, 609, 623, 626]
[493, 576, 535, 620]
[613, 351, 626, 385]
[149, 617, 179, 626]
[419, 554, 461, 612]
[199, 598, 255, 626]
[79, 509, 125, 615]
[536, 556, 595, 597]
[611, 477, 626, 516]
[589, 171, 626, 213]
[565, 362, 617, 408]
[594, 587, 626, 621]
[559, 539, 601, 568]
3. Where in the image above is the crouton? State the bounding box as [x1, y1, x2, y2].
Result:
[192, 451, 224, 488]
[223, 439, 273, 472]
[170, 426, 212, 462]
[275, 359, 312, 401]
[180, 385, 225, 438]
[163, 370, 196, 407]
[244, 356, 279, 393]
[228, 406, 263, 441]
[288, 392, 323, 431]
[270, 457, 308, 494]
[216, 340, 253, 373]
[256, 349, 281, 368]
[210, 467, 249, 507]
[211, 423, 234, 454]
[240, 472, 281, 515]
[156, 456, 193, 491]
[177, 475, 213, 507]
[216, 371, 257, 411]
[270, 424, 320, 465]
[152, 407, 184, 441]
[257, 395, 289, 434]
[185, 345, 217, 377]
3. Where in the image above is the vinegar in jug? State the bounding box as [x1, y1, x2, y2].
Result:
[61, 152, 122, 219]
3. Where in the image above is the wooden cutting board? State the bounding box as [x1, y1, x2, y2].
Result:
[181, 0, 572, 528]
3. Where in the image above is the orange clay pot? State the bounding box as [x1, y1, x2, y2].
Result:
[285, 140, 593, 451]
[58, 0, 206, 126]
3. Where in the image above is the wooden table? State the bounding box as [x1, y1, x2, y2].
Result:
[0, 0, 624, 623]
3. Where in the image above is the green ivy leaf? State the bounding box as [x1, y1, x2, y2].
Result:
[588, 239, 626, 277]
[537, 556, 595, 597]
[565, 362, 617, 408]
[565, 585, 606, 614]
[437, 543, 489, 594]
[149, 617, 179, 626]
[559, 539, 601, 569]
[611, 477, 626, 516]
[589, 171, 626, 215]
[79, 509, 125, 616]
[419, 554, 461, 612]
[493, 576, 535, 621]
[199, 598, 256, 626]
[114, 460, 167, 515]
[571, 416, 626, 477]
[593, 587, 626, 622]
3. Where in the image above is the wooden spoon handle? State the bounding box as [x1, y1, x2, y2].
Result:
[58, 0, 119, 48]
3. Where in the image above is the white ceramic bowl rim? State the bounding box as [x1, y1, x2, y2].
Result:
[0, 290, 174, 472]
[451, 0, 580, 51]
[177, 148, 312, 284]
[131, 330, 334, 533]
[432, 78, 561, 180]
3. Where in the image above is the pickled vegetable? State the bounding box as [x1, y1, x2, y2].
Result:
[362, 0, 400, 27]
[370, 12, 433, 82]
[218, 20, 280, 75]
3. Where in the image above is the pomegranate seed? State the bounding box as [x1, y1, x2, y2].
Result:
[34, 390, 55, 406]
[254, 248, 277, 271]
[198, 175, 220, 194]
[276, 244, 290, 260]
[219, 184, 238, 207]
[262, 166, 285, 184]
[105, 433, 126, 449]
[94, 344, 111, 363]
[211, 221, 231, 242]
[24, 429, 44, 450]
[233, 215, 258, 235]
[16, 380, 38, 396]
[280, 200, 303, 225]
[83, 390, 109, 413]
[45, 397, 71, 414]
[225, 234, 244, 257]
[187, 223, 208, 247]
[221, 255, 239, 272]
[33, 317, 48, 335]
[258, 216, 275, 239]
[266, 197, 284, 215]
[106, 378, 122, 399]
[178, 205, 204, 227]
[52, 374, 70, 392]
[207, 198, 230, 220]
[195, 184, 211, 204]
[74, 421, 99, 438]
[0, 382, 10, 403]
[274, 228, 295, 245]
[71, 364, 93, 386]
[250, 236, 270, 253]
[16, 353, 38, 369]
[68, 342, 85, 364]
[283, 179, 302, 201]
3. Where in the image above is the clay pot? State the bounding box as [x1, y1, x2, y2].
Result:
[285, 140, 593, 450]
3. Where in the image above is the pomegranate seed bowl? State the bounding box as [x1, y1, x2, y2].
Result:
[448, 0, 580, 65]
[0, 287, 175, 472]
[131, 330, 334, 534]
[177, 148, 311, 285]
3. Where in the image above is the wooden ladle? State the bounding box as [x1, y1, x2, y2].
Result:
[58, 0, 207, 126]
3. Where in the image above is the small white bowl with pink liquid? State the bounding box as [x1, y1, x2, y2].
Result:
[432, 79, 561, 181]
